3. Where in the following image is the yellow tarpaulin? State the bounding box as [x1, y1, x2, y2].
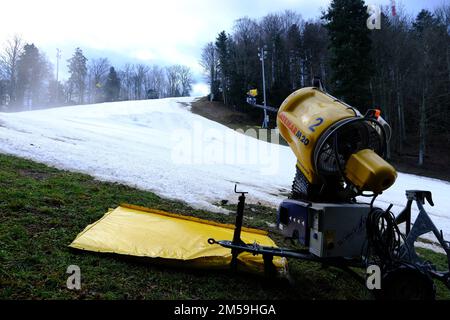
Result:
[69, 204, 286, 273]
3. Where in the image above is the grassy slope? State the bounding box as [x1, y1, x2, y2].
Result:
[0, 153, 448, 300]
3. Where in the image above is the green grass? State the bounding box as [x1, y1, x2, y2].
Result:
[0, 153, 448, 300]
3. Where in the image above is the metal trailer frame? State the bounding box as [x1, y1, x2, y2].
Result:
[208, 186, 450, 297]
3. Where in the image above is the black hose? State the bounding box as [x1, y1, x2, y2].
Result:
[366, 202, 414, 268]
[366, 205, 401, 265]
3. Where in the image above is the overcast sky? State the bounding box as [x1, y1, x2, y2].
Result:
[0, 0, 447, 96]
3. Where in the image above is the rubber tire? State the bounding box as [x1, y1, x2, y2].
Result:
[378, 265, 436, 300]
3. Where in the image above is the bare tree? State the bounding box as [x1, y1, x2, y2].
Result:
[232, 17, 260, 95]
[165, 65, 181, 97]
[119, 63, 134, 100]
[133, 64, 149, 99]
[88, 58, 110, 103]
[280, 10, 303, 33]
[0, 35, 24, 105]
[178, 65, 193, 96]
[260, 13, 284, 86]
[200, 42, 218, 100]
[145, 65, 165, 98]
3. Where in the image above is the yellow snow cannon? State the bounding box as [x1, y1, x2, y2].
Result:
[277, 87, 396, 201]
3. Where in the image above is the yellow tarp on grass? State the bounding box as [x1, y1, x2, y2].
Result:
[69, 204, 287, 273]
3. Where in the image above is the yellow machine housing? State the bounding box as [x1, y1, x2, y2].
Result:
[247, 89, 258, 97]
[277, 87, 355, 184]
[345, 149, 397, 194]
[277, 87, 397, 196]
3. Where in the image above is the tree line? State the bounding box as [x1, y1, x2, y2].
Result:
[200, 0, 450, 166]
[0, 40, 194, 110]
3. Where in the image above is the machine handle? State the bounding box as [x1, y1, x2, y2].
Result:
[406, 190, 434, 207]
[234, 184, 248, 195]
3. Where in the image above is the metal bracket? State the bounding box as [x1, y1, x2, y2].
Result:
[398, 190, 450, 288]
[230, 184, 248, 271]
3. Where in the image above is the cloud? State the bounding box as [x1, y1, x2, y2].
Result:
[131, 49, 155, 62]
[191, 83, 209, 97]
[0, 1, 325, 68]
[0, 0, 440, 84]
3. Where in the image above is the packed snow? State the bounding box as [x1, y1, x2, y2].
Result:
[0, 97, 449, 248]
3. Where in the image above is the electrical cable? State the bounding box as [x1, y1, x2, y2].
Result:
[365, 201, 414, 268]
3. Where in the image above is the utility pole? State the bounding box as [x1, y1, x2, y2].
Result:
[56, 48, 61, 103]
[258, 46, 269, 129]
[56, 48, 61, 82]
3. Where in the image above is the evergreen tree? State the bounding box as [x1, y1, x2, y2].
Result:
[67, 47, 87, 104]
[413, 10, 437, 32]
[215, 31, 230, 105]
[323, 0, 373, 112]
[104, 66, 120, 102]
[16, 44, 43, 108]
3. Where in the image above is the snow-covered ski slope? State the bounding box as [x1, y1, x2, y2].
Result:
[0, 97, 449, 244]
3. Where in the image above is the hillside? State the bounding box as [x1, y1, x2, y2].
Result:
[0, 98, 449, 245]
[1, 153, 449, 300]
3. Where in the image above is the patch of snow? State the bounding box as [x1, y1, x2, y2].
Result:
[0, 98, 295, 212]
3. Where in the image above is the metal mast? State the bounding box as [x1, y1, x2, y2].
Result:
[258, 46, 269, 129]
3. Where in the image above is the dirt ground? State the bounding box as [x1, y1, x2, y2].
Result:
[191, 97, 264, 130]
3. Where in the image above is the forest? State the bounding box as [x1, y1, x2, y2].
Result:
[200, 0, 450, 168]
[0, 43, 194, 109]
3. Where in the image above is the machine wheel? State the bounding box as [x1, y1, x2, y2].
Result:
[290, 167, 322, 201]
[378, 265, 436, 300]
[290, 166, 347, 202]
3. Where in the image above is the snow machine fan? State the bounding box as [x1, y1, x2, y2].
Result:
[277, 87, 397, 202]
